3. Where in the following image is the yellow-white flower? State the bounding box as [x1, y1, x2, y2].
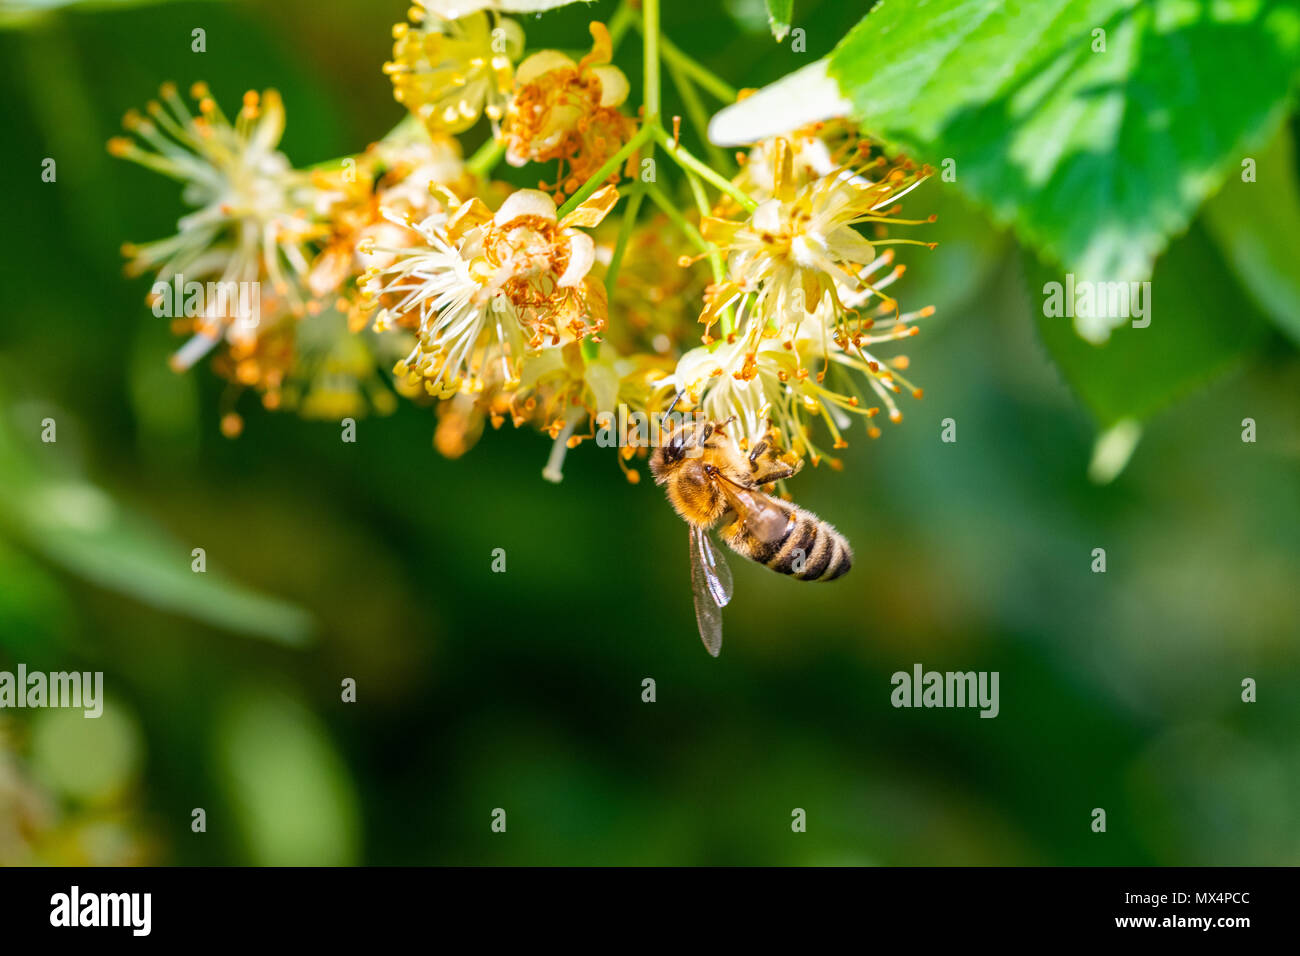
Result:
[385, 9, 524, 135]
[700, 140, 934, 338]
[502, 22, 636, 200]
[108, 84, 323, 370]
[665, 251, 932, 465]
[306, 132, 472, 329]
[362, 185, 617, 395]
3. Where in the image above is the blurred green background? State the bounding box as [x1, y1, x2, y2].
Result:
[1, 0, 1298, 866]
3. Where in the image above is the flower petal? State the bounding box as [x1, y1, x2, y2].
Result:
[584, 352, 620, 415]
[559, 184, 619, 229]
[580, 20, 613, 69]
[515, 50, 576, 86]
[701, 215, 742, 245]
[590, 65, 629, 108]
[447, 197, 493, 240]
[494, 188, 558, 226]
[825, 225, 876, 265]
[749, 200, 782, 235]
[557, 231, 595, 287]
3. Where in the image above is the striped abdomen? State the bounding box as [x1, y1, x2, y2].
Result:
[722, 501, 853, 581]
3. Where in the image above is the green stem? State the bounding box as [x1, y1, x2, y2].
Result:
[682, 170, 734, 337]
[665, 56, 732, 173]
[654, 126, 756, 212]
[633, 20, 737, 103]
[465, 138, 506, 179]
[684, 172, 722, 276]
[608, 1, 637, 50]
[556, 122, 656, 219]
[643, 0, 661, 123]
[644, 182, 709, 254]
[605, 184, 645, 294]
[641, 0, 660, 214]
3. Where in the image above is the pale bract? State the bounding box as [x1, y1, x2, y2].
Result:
[708, 59, 852, 148]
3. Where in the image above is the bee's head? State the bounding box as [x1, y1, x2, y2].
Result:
[649, 419, 711, 482]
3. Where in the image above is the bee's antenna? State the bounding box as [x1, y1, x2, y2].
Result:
[661, 390, 684, 428]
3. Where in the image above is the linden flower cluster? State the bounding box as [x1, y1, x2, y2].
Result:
[670, 137, 938, 464]
[111, 0, 936, 481]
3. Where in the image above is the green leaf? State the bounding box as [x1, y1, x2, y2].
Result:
[1203, 121, 1300, 346]
[766, 0, 793, 41]
[16, 489, 314, 646]
[1029, 223, 1272, 427]
[824, 0, 1300, 294]
[0, 387, 313, 646]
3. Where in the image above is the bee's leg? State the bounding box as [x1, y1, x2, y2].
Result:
[750, 461, 799, 485]
[748, 429, 802, 484]
[718, 507, 745, 538]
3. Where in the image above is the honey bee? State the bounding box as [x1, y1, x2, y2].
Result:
[649, 416, 853, 656]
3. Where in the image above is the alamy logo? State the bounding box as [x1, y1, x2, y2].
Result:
[150, 273, 260, 329]
[890, 663, 999, 718]
[594, 405, 710, 450]
[1042, 274, 1150, 336]
[0, 665, 103, 718]
[50, 886, 151, 936]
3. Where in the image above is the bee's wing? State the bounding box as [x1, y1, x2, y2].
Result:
[740, 492, 792, 544]
[714, 475, 792, 545]
[693, 523, 734, 606]
[689, 524, 733, 657]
